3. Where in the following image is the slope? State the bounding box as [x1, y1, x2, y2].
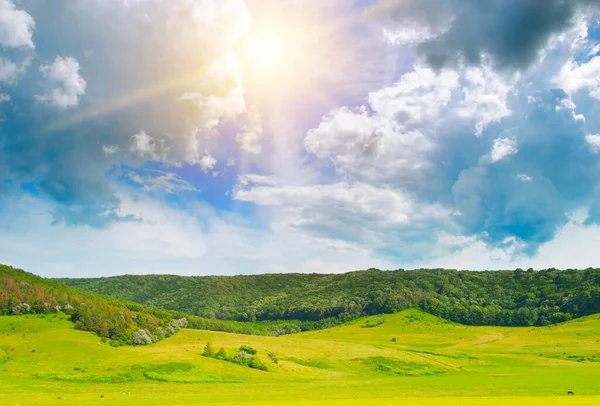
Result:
[59, 268, 600, 327]
[1, 309, 600, 405]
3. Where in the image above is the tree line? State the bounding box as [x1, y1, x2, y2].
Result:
[0, 264, 308, 344]
[60, 268, 600, 327]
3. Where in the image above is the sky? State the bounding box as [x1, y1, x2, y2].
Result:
[2, 0, 600, 277]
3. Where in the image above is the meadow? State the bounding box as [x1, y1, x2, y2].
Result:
[1, 309, 600, 405]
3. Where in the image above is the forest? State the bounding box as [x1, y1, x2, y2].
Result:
[60, 268, 600, 327]
[0, 264, 307, 344]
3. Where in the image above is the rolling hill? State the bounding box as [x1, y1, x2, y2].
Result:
[0, 264, 309, 344]
[1, 308, 600, 405]
[60, 268, 600, 327]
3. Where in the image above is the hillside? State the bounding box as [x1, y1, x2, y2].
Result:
[1, 309, 600, 405]
[60, 268, 600, 327]
[0, 265, 307, 344]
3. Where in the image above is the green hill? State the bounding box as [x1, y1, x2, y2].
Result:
[0, 265, 308, 344]
[1, 308, 600, 405]
[60, 268, 600, 327]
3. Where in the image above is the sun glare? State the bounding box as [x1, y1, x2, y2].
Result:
[250, 37, 280, 68]
[236, 3, 348, 108]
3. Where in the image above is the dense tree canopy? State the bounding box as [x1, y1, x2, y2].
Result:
[61, 268, 600, 327]
[0, 265, 304, 343]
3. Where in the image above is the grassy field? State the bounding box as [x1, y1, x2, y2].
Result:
[1, 309, 600, 405]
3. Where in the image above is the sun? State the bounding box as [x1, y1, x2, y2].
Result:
[249, 37, 280, 68]
[235, 1, 351, 109]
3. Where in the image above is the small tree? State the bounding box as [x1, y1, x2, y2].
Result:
[236, 350, 253, 361]
[268, 352, 279, 364]
[216, 347, 227, 359]
[239, 345, 257, 355]
[131, 329, 154, 345]
[11, 303, 31, 315]
[202, 341, 215, 357]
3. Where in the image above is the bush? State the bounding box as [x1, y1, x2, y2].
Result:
[236, 350, 253, 361]
[166, 318, 188, 334]
[239, 345, 257, 355]
[268, 352, 279, 363]
[131, 329, 154, 345]
[11, 303, 31, 315]
[216, 347, 227, 359]
[362, 318, 384, 328]
[248, 357, 268, 371]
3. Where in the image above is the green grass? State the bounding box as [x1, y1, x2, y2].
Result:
[1, 309, 600, 405]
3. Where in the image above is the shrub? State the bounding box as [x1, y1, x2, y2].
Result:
[166, 318, 189, 334]
[11, 303, 31, 315]
[362, 318, 384, 328]
[236, 350, 253, 361]
[131, 329, 154, 345]
[248, 357, 268, 371]
[216, 347, 227, 359]
[155, 327, 166, 340]
[239, 345, 257, 355]
[268, 352, 279, 363]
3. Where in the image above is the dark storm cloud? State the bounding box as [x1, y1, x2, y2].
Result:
[369, 0, 600, 69]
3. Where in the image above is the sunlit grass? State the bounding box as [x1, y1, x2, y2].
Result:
[1, 309, 600, 405]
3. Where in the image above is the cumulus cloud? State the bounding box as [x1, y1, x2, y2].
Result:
[102, 144, 119, 157]
[234, 177, 450, 255]
[558, 55, 600, 100]
[458, 65, 513, 135]
[198, 153, 217, 173]
[0, 0, 35, 49]
[36, 56, 86, 109]
[281, 14, 600, 258]
[368, 0, 600, 69]
[585, 134, 600, 152]
[304, 67, 458, 187]
[0, 57, 30, 85]
[129, 131, 168, 162]
[303, 65, 514, 190]
[0, 193, 395, 276]
[0, 0, 252, 227]
[489, 137, 518, 162]
[235, 111, 263, 154]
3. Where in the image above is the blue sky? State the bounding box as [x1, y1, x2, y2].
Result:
[2, 0, 600, 277]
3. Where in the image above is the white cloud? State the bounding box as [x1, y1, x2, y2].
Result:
[420, 213, 600, 270]
[36, 56, 86, 109]
[489, 137, 518, 162]
[585, 134, 600, 152]
[556, 55, 600, 100]
[304, 67, 459, 186]
[0, 0, 35, 49]
[102, 144, 119, 157]
[0, 57, 30, 85]
[0, 193, 395, 277]
[198, 153, 217, 173]
[125, 170, 199, 194]
[0, 93, 10, 102]
[129, 130, 168, 162]
[235, 111, 263, 154]
[234, 178, 450, 253]
[516, 173, 533, 182]
[458, 65, 513, 136]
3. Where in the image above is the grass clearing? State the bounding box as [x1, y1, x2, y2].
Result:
[1, 309, 600, 405]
